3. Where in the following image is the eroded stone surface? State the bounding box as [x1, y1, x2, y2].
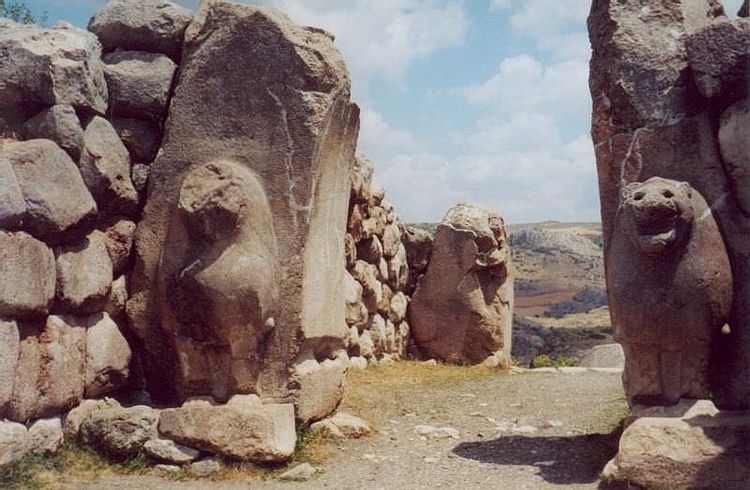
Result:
[0, 232, 55, 320]
[410, 203, 513, 364]
[158, 401, 296, 463]
[128, 2, 358, 404]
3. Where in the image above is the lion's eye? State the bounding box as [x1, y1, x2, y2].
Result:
[662, 190, 674, 198]
[633, 192, 645, 201]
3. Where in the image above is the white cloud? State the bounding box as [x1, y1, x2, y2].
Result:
[461, 55, 590, 120]
[358, 107, 417, 164]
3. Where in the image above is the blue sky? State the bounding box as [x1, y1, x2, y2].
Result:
[19, 0, 746, 224]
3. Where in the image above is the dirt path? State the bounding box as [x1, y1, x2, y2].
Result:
[63, 366, 631, 490]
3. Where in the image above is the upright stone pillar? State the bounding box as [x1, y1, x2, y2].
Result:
[127, 2, 359, 414]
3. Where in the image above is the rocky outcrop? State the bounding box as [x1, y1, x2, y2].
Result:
[409, 203, 513, 364]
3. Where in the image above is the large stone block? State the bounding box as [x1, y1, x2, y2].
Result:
[1, 139, 97, 243]
[79, 116, 138, 216]
[158, 397, 296, 463]
[81, 405, 158, 460]
[410, 203, 513, 364]
[127, 2, 359, 403]
[606, 400, 750, 490]
[0, 232, 55, 320]
[85, 313, 131, 398]
[0, 20, 107, 132]
[5, 315, 86, 423]
[22, 105, 84, 160]
[102, 51, 177, 120]
[55, 231, 113, 315]
[88, 0, 194, 61]
[292, 357, 346, 424]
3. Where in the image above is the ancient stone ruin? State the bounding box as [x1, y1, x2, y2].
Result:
[589, 0, 750, 487]
[0, 0, 511, 471]
[410, 203, 513, 366]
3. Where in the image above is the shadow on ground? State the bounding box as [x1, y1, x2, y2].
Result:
[452, 426, 634, 489]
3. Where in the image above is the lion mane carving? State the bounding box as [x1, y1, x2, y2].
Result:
[607, 177, 732, 405]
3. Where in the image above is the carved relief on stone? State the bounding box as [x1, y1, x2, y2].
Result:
[157, 160, 281, 402]
[607, 177, 732, 405]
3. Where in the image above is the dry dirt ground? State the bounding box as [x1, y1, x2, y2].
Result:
[59, 364, 632, 490]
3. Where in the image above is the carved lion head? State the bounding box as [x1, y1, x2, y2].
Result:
[620, 177, 694, 255]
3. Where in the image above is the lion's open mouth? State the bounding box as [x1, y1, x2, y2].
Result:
[635, 215, 678, 254]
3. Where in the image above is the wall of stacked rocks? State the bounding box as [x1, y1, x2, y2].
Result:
[0, 0, 429, 468]
[343, 153, 429, 365]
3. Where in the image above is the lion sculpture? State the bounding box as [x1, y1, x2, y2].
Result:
[607, 177, 732, 405]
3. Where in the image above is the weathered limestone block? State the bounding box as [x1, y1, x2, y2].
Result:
[63, 398, 121, 440]
[55, 231, 113, 315]
[80, 116, 139, 216]
[719, 98, 750, 215]
[105, 275, 128, 317]
[588, 0, 724, 237]
[158, 397, 296, 463]
[0, 20, 107, 132]
[102, 51, 177, 120]
[606, 400, 750, 490]
[128, 1, 359, 404]
[350, 260, 382, 314]
[27, 417, 64, 455]
[0, 232, 55, 320]
[144, 438, 200, 465]
[0, 421, 28, 468]
[157, 160, 281, 402]
[6, 316, 86, 422]
[110, 117, 161, 162]
[22, 105, 84, 160]
[81, 405, 159, 460]
[293, 357, 347, 424]
[1, 139, 97, 242]
[88, 0, 194, 61]
[356, 235, 383, 263]
[344, 232, 357, 267]
[410, 203, 513, 364]
[607, 178, 732, 405]
[403, 225, 433, 273]
[389, 292, 408, 324]
[85, 312, 131, 398]
[382, 222, 401, 258]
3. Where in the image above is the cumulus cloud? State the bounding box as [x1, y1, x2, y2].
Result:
[461, 55, 590, 123]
